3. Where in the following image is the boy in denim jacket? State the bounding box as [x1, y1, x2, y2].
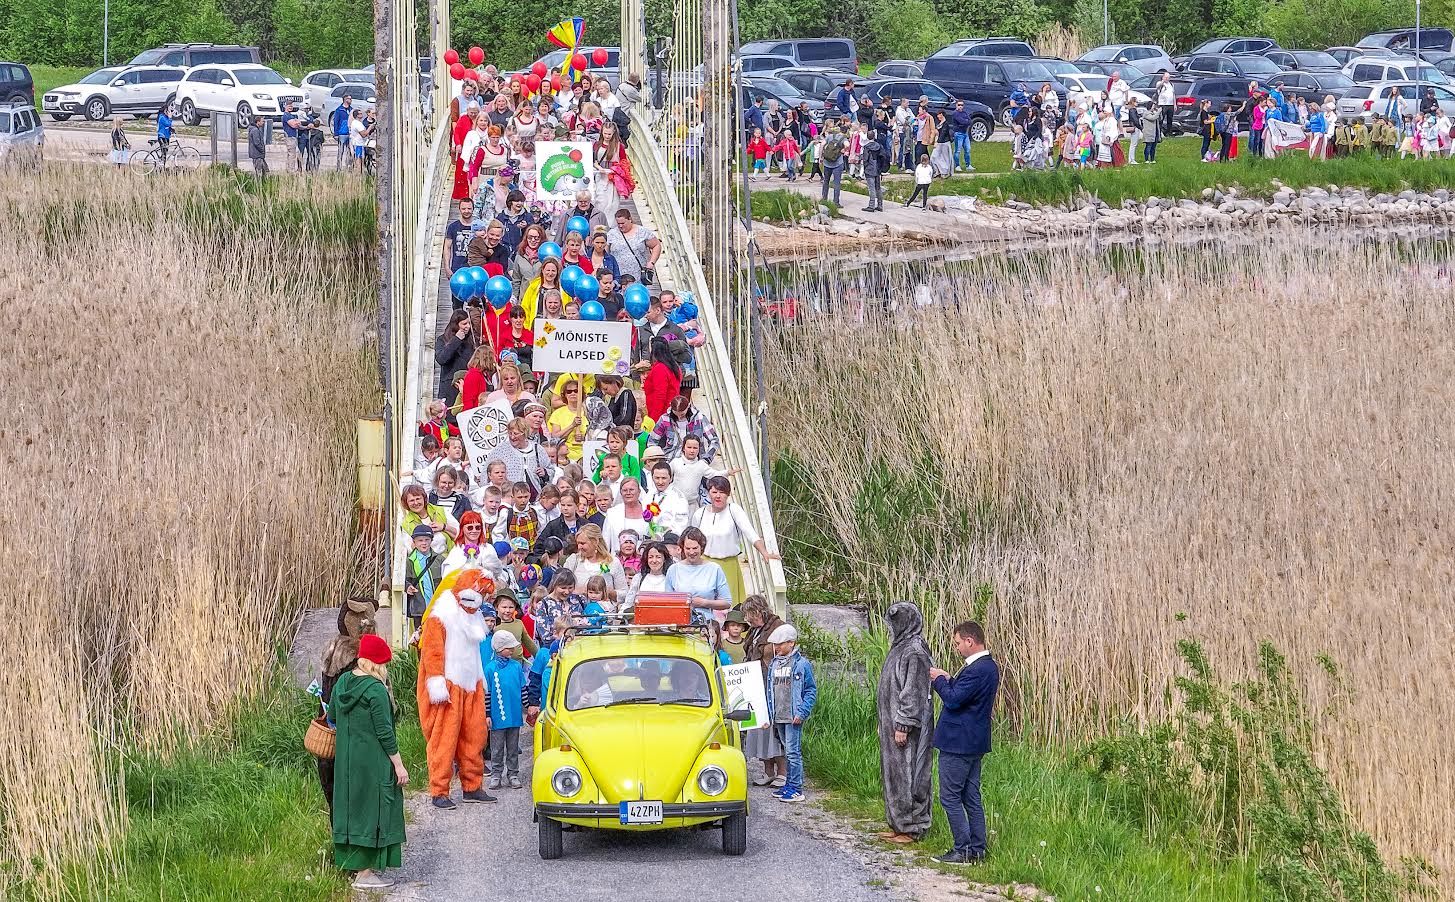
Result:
[766, 624, 817, 803]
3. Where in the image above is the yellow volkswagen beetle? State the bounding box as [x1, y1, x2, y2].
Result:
[532, 623, 751, 858]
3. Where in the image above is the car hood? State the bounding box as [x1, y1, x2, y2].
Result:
[50, 82, 90, 94]
[559, 704, 720, 803]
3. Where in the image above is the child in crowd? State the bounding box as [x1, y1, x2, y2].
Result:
[904, 153, 932, 210]
[1352, 117, 1371, 154]
[499, 482, 540, 545]
[481, 630, 527, 790]
[475, 484, 505, 534]
[535, 571, 578, 642]
[746, 128, 770, 179]
[594, 453, 626, 503]
[533, 536, 565, 586]
[593, 484, 615, 521]
[404, 525, 442, 631]
[804, 133, 823, 182]
[525, 616, 572, 724]
[721, 610, 749, 663]
[534, 484, 562, 527]
[485, 459, 510, 495]
[581, 574, 615, 621]
[774, 129, 801, 181]
[418, 399, 454, 446]
[617, 530, 642, 579]
[1076, 121, 1094, 167]
[670, 434, 735, 505]
[413, 435, 442, 475]
[766, 623, 816, 804]
[493, 594, 538, 659]
[847, 122, 866, 178]
[1010, 125, 1025, 170]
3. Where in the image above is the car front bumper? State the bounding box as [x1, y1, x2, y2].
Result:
[43, 96, 80, 114]
[536, 799, 747, 828]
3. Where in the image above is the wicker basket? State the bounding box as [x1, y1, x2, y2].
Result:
[304, 716, 336, 760]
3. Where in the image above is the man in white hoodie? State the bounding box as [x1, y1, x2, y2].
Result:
[416, 574, 497, 810]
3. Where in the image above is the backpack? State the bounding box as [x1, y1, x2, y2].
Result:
[611, 106, 632, 145]
[821, 135, 845, 163]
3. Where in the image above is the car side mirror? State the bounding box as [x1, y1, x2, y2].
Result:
[285, 77, 294, 84]
[725, 708, 752, 722]
[112, 79, 126, 87]
[221, 79, 235, 87]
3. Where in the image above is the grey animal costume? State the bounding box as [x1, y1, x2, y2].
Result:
[876, 602, 934, 838]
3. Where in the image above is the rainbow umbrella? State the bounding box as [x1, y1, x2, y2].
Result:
[546, 17, 586, 83]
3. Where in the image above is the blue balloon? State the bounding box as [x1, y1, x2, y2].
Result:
[566, 215, 591, 238]
[467, 265, 490, 299]
[539, 241, 562, 261]
[574, 273, 601, 305]
[579, 300, 606, 321]
[623, 284, 650, 319]
[450, 269, 474, 301]
[561, 264, 585, 296]
[485, 275, 513, 310]
[679, 301, 699, 321]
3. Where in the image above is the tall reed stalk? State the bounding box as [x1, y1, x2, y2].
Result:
[0, 166, 377, 895]
[763, 235, 1455, 890]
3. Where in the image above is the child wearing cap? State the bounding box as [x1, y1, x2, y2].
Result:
[481, 630, 527, 790]
[404, 525, 443, 631]
[721, 610, 749, 664]
[492, 594, 538, 659]
[766, 623, 817, 803]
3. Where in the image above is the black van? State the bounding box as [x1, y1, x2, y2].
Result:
[922, 56, 1067, 125]
[0, 62, 34, 105]
[738, 38, 857, 74]
[1357, 28, 1454, 52]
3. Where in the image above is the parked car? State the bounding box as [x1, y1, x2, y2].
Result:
[0, 62, 34, 106]
[530, 47, 621, 88]
[931, 37, 1037, 59]
[1061, 72, 1152, 109]
[857, 78, 996, 139]
[1261, 49, 1343, 72]
[1076, 43, 1174, 76]
[1177, 52, 1288, 80]
[1343, 55, 1449, 85]
[773, 66, 843, 104]
[174, 64, 304, 125]
[1033, 58, 1095, 82]
[1357, 28, 1454, 52]
[1182, 36, 1280, 57]
[1336, 80, 1455, 121]
[924, 56, 1068, 126]
[301, 69, 374, 110]
[873, 59, 924, 79]
[1270, 69, 1356, 100]
[737, 54, 796, 76]
[1075, 61, 1122, 76]
[739, 76, 820, 122]
[738, 38, 858, 73]
[1325, 46, 1367, 67]
[0, 102, 43, 167]
[531, 623, 750, 860]
[1437, 57, 1455, 78]
[127, 43, 260, 68]
[1128, 73, 1247, 133]
[43, 66, 184, 122]
[322, 83, 377, 121]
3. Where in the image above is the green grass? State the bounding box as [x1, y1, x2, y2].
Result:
[802, 662, 1261, 901]
[27, 651, 427, 901]
[26, 65, 94, 102]
[741, 186, 839, 223]
[850, 137, 1455, 208]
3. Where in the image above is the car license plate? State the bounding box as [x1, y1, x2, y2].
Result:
[619, 800, 664, 824]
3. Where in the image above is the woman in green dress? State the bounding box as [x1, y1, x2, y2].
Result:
[331, 633, 408, 890]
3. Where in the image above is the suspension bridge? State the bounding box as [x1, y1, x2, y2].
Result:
[372, 0, 786, 637]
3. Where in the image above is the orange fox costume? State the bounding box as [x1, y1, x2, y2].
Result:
[415, 570, 493, 799]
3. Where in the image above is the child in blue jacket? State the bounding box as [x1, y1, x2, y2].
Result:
[482, 630, 527, 789]
[765, 623, 817, 803]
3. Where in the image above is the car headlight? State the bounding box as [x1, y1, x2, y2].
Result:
[697, 765, 728, 797]
[552, 766, 582, 797]
[252, 93, 270, 100]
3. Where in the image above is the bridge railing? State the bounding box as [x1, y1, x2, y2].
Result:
[626, 108, 788, 614]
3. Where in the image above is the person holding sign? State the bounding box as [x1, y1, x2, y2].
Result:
[546, 379, 589, 461]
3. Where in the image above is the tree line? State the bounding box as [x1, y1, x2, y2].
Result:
[0, 0, 1446, 72]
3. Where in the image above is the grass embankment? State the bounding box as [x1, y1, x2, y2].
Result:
[740, 185, 839, 224]
[0, 166, 377, 898]
[763, 240, 1453, 894]
[853, 137, 1455, 207]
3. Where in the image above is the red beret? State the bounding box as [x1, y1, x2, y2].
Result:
[359, 633, 392, 665]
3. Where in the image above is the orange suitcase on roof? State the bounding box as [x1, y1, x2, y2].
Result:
[633, 592, 691, 626]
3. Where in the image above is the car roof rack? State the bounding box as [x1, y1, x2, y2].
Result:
[564, 613, 711, 642]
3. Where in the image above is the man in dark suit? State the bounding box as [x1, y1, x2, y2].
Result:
[928, 620, 1000, 864]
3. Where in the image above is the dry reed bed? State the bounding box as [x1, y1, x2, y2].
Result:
[763, 238, 1455, 887]
[0, 166, 377, 894]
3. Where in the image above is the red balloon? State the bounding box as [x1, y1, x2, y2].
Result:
[443, 49, 459, 66]
[531, 61, 548, 78]
[571, 54, 588, 71]
[449, 62, 465, 80]
[549, 73, 563, 91]
[591, 48, 608, 66]
[524, 73, 541, 93]
[463, 68, 480, 82]
[468, 46, 484, 66]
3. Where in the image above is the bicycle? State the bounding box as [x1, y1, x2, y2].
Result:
[131, 138, 203, 172]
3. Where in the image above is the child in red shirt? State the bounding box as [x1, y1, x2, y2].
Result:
[773, 132, 802, 181]
[746, 128, 770, 179]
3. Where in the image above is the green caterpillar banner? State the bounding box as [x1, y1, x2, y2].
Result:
[536, 140, 594, 201]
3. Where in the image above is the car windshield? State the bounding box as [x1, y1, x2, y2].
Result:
[919, 83, 950, 101]
[1237, 57, 1283, 76]
[235, 68, 287, 86]
[749, 77, 802, 99]
[1411, 66, 1449, 83]
[129, 50, 164, 65]
[1039, 60, 1081, 77]
[1292, 51, 1340, 68]
[1001, 61, 1054, 81]
[564, 656, 713, 711]
[1314, 72, 1355, 89]
[341, 72, 374, 83]
[81, 68, 125, 85]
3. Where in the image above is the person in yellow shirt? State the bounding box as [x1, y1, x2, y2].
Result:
[546, 378, 590, 460]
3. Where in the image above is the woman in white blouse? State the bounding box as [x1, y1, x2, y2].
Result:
[688, 476, 779, 610]
[625, 541, 673, 609]
[564, 523, 628, 595]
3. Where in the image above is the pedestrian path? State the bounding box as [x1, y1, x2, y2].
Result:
[774, 177, 1002, 243]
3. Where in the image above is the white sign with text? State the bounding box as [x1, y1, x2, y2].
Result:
[531, 318, 632, 374]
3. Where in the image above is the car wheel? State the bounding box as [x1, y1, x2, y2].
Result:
[999, 105, 1016, 128]
[8, 92, 27, 104]
[85, 96, 110, 122]
[49, 113, 71, 122]
[722, 811, 747, 856]
[181, 99, 200, 126]
[237, 101, 253, 121]
[537, 815, 563, 860]
[970, 117, 992, 142]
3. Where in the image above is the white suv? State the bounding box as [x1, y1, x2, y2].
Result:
[1342, 55, 1450, 85]
[174, 64, 304, 125]
[300, 69, 374, 110]
[42, 65, 185, 121]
